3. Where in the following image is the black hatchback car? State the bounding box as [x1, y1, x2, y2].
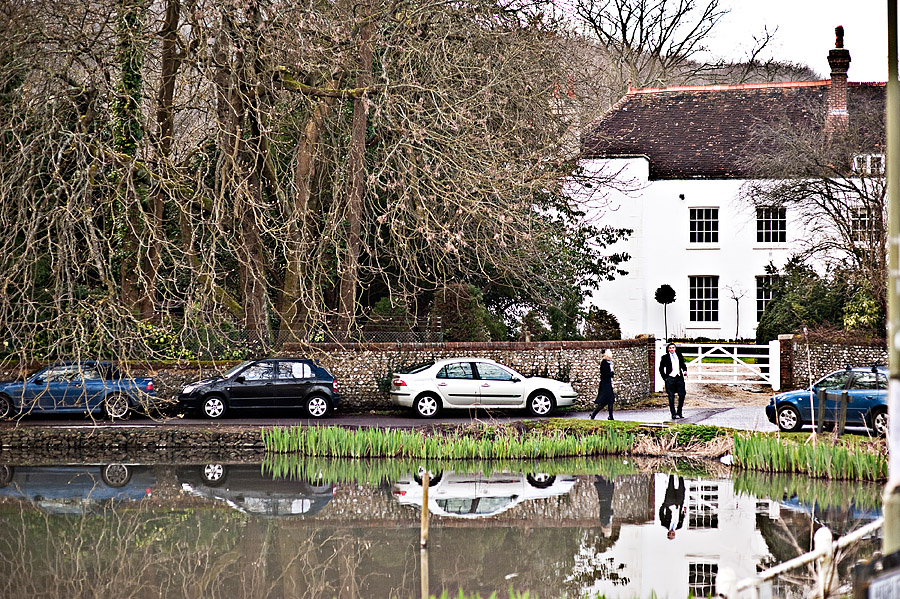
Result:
[178, 358, 339, 419]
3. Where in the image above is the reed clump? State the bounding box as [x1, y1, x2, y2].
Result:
[732, 433, 887, 480]
[261, 423, 634, 459]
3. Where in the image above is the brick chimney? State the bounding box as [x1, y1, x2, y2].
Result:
[825, 25, 851, 135]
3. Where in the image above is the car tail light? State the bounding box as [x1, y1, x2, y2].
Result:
[393, 490, 406, 497]
[332, 378, 338, 392]
[146, 382, 154, 392]
[393, 378, 406, 387]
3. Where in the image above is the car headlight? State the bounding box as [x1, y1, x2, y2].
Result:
[181, 383, 200, 394]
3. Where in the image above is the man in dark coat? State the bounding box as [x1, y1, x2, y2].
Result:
[659, 342, 687, 420]
[658, 474, 686, 539]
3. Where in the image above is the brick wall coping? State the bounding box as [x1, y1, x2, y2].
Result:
[283, 338, 651, 353]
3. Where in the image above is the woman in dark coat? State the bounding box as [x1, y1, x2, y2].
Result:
[591, 349, 615, 420]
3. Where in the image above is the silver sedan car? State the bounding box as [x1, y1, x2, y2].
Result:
[389, 357, 577, 418]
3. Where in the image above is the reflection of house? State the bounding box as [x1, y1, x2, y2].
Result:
[574, 474, 772, 599]
[574, 31, 884, 339]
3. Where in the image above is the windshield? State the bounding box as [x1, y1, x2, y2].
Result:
[402, 362, 434, 374]
[222, 361, 253, 378]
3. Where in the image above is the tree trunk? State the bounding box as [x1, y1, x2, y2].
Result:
[279, 91, 337, 343]
[338, 14, 374, 332]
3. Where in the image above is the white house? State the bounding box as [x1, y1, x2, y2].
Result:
[574, 31, 885, 340]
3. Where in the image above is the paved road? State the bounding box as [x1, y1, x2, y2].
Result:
[4, 405, 782, 432]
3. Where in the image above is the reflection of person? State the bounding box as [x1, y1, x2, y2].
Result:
[659, 343, 687, 420]
[591, 349, 615, 420]
[658, 475, 686, 540]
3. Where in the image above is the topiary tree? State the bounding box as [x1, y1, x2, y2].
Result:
[654, 284, 676, 339]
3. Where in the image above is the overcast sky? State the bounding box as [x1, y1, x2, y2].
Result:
[706, 0, 889, 82]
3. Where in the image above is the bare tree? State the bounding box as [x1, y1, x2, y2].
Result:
[742, 91, 887, 321]
[0, 0, 630, 364]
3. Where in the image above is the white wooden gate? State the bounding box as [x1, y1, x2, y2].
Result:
[655, 341, 780, 391]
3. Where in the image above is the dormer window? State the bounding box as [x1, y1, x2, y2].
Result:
[853, 154, 885, 175]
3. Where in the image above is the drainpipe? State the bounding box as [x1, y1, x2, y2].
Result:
[885, 0, 900, 555]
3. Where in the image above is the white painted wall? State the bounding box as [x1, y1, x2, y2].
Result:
[574, 157, 809, 340]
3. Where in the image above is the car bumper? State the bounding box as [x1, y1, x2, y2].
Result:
[556, 393, 577, 408]
[390, 391, 413, 408]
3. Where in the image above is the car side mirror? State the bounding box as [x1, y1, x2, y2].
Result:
[33, 377, 44, 385]
[235, 376, 245, 383]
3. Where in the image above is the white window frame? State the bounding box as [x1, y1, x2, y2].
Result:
[689, 207, 719, 244]
[689, 276, 719, 322]
[756, 206, 786, 243]
[853, 153, 885, 175]
[756, 275, 777, 322]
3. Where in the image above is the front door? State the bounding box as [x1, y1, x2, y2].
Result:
[474, 362, 525, 406]
[813, 370, 853, 424]
[228, 361, 277, 407]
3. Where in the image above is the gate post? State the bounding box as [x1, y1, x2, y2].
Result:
[768, 340, 780, 391]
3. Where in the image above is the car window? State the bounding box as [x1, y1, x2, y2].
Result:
[851, 372, 887, 391]
[816, 371, 852, 390]
[43, 365, 79, 382]
[240, 362, 276, 381]
[475, 363, 513, 381]
[278, 361, 312, 380]
[436, 362, 474, 379]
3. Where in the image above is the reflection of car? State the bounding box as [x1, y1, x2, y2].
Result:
[389, 358, 577, 418]
[392, 470, 577, 518]
[0, 464, 155, 514]
[0, 361, 156, 420]
[177, 358, 339, 419]
[177, 464, 336, 517]
[765, 366, 887, 435]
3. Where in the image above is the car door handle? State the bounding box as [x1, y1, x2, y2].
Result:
[481, 383, 490, 387]
[438, 382, 447, 387]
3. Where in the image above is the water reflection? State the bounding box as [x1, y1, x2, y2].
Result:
[392, 470, 577, 519]
[0, 458, 882, 599]
[177, 463, 335, 517]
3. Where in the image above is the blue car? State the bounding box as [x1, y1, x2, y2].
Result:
[0, 361, 156, 420]
[765, 366, 887, 435]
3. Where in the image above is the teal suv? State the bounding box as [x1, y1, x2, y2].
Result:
[765, 366, 887, 435]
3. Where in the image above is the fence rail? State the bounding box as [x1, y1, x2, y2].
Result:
[717, 518, 883, 599]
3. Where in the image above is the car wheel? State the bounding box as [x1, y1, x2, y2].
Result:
[202, 395, 227, 419]
[414, 393, 441, 418]
[101, 464, 132, 488]
[0, 465, 13, 488]
[201, 463, 227, 485]
[776, 405, 803, 432]
[0, 395, 12, 420]
[305, 395, 330, 419]
[527, 391, 555, 417]
[870, 408, 888, 437]
[526, 473, 556, 489]
[413, 467, 443, 486]
[103, 394, 130, 420]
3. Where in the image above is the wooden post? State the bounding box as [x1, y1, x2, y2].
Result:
[420, 469, 430, 599]
[816, 389, 827, 433]
[814, 527, 836, 598]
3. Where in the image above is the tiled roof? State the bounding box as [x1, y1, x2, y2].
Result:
[582, 81, 886, 180]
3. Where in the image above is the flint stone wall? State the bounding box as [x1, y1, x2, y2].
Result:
[779, 334, 887, 390]
[281, 338, 656, 411]
[0, 338, 658, 412]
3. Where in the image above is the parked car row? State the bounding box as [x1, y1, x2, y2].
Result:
[0, 356, 576, 421]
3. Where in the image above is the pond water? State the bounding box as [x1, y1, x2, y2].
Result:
[0, 457, 882, 599]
